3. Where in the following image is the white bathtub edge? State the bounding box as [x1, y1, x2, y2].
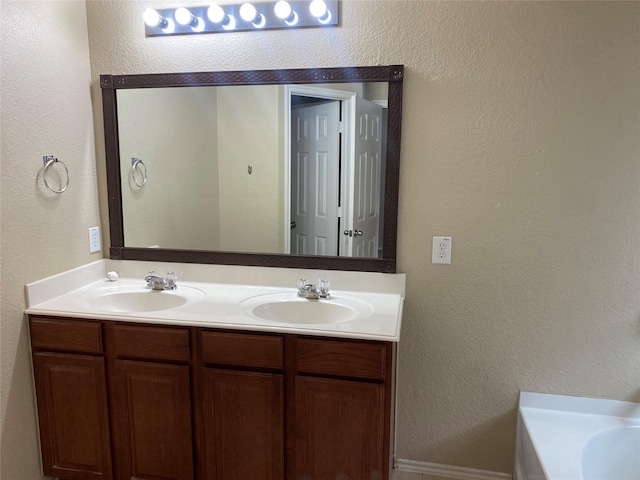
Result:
[519, 391, 640, 419]
[516, 391, 640, 480]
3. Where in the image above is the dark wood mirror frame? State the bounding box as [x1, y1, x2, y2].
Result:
[101, 65, 403, 273]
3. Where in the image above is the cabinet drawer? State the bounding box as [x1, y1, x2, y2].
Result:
[113, 324, 190, 362]
[201, 331, 283, 370]
[296, 338, 387, 381]
[30, 317, 103, 354]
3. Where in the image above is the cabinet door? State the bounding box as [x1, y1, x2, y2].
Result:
[113, 360, 193, 480]
[33, 352, 112, 480]
[295, 376, 385, 480]
[203, 369, 284, 480]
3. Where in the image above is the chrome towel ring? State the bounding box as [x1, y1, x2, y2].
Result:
[131, 157, 148, 187]
[42, 156, 69, 194]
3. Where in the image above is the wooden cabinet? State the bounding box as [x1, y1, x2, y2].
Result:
[200, 330, 284, 480]
[111, 361, 193, 480]
[296, 337, 388, 380]
[294, 337, 393, 480]
[295, 376, 385, 479]
[30, 318, 112, 480]
[30, 317, 395, 480]
[108, 324, 194, 480]
[203, 369, 284, 479]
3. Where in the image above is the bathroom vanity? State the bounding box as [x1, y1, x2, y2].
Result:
[27, 63, 406, 480]
[26, 260, 404, 480]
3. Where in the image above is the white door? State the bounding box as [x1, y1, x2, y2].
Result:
[345, 97, 383, 257]
[290, 100, 341, 255]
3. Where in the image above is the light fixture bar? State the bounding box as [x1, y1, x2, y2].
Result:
[144, 0, 338, 36]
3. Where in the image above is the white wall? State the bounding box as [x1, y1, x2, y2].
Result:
[0, 1, 101, 478]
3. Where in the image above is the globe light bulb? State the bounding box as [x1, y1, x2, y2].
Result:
[239, 3, 258, 22]
[239, 3, 265, 28]
[175, 7, 194, 25]
[207, 4, 225, 23]
[143, 8, 165, 27]
[309, 0, 327, 18]
[274, 0, 298, 25]
[274, 0, 291, 19]
[175, 7, 203, 30]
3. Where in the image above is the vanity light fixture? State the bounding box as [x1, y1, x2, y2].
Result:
[143, 0, 338, 36]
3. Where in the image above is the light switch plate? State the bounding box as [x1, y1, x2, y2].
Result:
[432, 236, 451, 264]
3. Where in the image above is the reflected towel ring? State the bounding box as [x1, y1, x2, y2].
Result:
[131, 157, 148, 187]
[42, 156, 69, 194]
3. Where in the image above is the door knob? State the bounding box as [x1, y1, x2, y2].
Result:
[291, 221, 296, 229]
[354, 230, 364, 237]
[343, 230, 352, 237]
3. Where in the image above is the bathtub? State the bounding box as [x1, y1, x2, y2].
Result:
[515, 391, 640, 480]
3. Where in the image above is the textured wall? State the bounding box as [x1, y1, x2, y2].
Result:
[1, 1, 637, 477]
[393, 2, 640, 470]
[0, 1, 101, 478]
[86, 0, 640, 473]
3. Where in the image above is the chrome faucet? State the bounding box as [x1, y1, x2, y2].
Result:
[297, 278, 330, 299]
[145, 271, 177, 290]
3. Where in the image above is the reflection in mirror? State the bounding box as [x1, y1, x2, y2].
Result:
[102, 66, 403, 272]
[118, 82, 388, 257]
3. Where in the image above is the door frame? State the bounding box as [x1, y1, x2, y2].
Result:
[283, 85, 356, 254]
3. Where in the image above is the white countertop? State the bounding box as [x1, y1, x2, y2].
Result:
[25, 260, 405, 342]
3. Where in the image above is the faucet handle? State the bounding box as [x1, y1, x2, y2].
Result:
[317, 278, 330, 298]
[144, 271, 156, 289]
[165, 272, 177, 289]
[297, 278, 308, 296]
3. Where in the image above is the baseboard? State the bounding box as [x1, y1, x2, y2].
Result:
[513, 460, 524, 480]
[395, 458, 513, 480]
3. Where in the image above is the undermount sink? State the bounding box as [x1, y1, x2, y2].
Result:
[239, 292, 374, 325]
[80, 284, 205, 313]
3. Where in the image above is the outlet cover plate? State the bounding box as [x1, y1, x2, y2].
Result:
[89, 227, 101, 253]
[432, 236, 451, 264]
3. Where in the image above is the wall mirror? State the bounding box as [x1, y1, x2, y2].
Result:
[101, 65, 403, 272]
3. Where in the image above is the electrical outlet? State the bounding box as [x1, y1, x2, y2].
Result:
[432, 236, 451, 264]
[89, 227, 101, 253]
